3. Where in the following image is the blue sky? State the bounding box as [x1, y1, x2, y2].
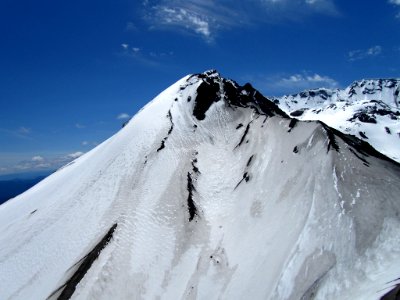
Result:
[0, 0, 399, 175]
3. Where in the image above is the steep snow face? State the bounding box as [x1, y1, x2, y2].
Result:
[0, 71, 400, 300]
[274, 79, 400, 162]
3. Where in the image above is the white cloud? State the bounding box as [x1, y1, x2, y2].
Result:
[117, 113, 131, 120]
[348, 45, 382, 61]
[278, 73, 339, 89]
[67, 152, 84, 159]
[82, 141, 89, 146]
[148, 5, 213, 39]
[248, 71, 339, 95]
[121, 44, 141, 53]
[0, 151, 87, 175]
[32, 156, 44, 162]
[389, 0, 400, 18]
[143, 0, 338, 41]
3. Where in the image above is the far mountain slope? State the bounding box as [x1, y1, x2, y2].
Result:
[274, 79, 400, 162]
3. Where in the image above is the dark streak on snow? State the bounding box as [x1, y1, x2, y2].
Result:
[359, 131, 368, 139]
[290, 109, 305, 117]
[293, 146, 299, 154]
[288, 119, 298, 132]
[191, 154, 201, 174]
[157, 110, 174, 152]
[156, 140, 166, 152]
[30, 209, 37, 215]
[322, 122, 400, 167]
[50, 223, 118, 300]
[349, 148, 370, 167]
[187, 173, 197, 221]
[236, 123, 243, 130]
[246, 155, 254, 167]
[234, 172, 250, 189]
[321, 123, 340, 153]
[167, 110, 173, 133]
[235, 123, 251, 149]
[385, 127, 391, 134]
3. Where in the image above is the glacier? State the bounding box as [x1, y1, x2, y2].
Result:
[0, 70, 399, 300]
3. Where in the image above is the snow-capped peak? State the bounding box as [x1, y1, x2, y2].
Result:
[182, 70, 288, 121]
[0, 71, 399, 300]
[275, 78, 400, 162]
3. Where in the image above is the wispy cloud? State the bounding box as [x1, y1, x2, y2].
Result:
[75, 123, 86, 129]
[0, 126, 33, 140]
[148, 6, 212, 39]
[143, 1, 237, 41]
[119, 43, 173, 65]
[125, 21, 138, 31]
[247, 71, 339, 95]
[389, 0, 400, 18]
[275, 73, 338, 91]
[259, 0, 338, 16]
[0, 152, 86, 175]
[18, 126, 31, 134]
[82, 141, 98, 146]
[67, 152, 84, 159]
[117, 113, 131, 120]
[32, 156, 44, 162]
[121, 43, 140, 53]
[348, 45, 382, 61]
[142, 0, 338, 41]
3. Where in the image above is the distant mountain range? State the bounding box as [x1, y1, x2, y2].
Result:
[274, 78, 400, 162]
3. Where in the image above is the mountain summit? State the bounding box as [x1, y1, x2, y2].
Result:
[0, 71, 399, 300]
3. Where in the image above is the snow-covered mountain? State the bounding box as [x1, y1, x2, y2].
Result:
[274, 79, 400, 162]
[0, 71, 400, 300]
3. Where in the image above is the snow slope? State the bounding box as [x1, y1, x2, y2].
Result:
[274, 79, 400, 162]
[0, 71, 399, 300]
